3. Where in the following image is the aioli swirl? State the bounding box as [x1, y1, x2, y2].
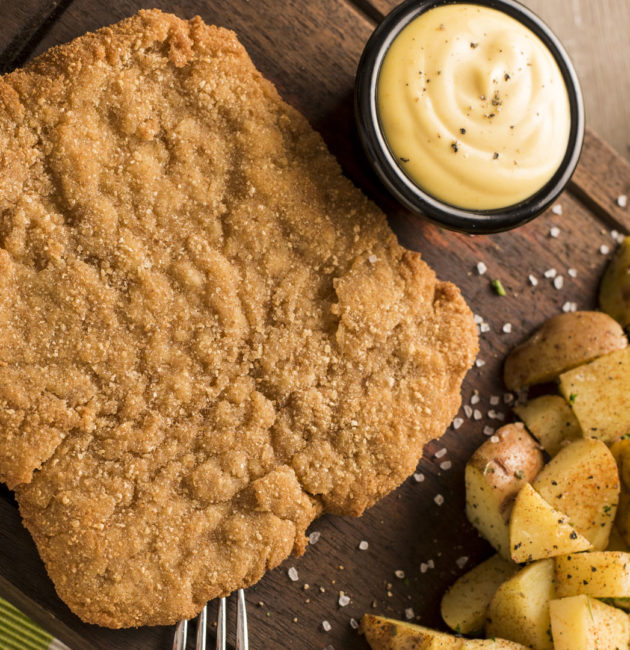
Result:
[378, 4, 571, 210]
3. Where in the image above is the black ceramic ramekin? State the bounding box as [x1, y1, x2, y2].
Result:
[355, 0, 585, 234]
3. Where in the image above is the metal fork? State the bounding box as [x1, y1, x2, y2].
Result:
[172, 589, 248, 650]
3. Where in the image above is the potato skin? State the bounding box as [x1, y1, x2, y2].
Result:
[599, 236, 630, 327]
[503, 311, 627, 391]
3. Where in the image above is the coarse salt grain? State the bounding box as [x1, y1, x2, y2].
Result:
[562, 301, 577, 313]
[544, 268, 557, 278]
[456, 556, 469, 569]
[617, 194, 628, 208]
[322, 620, 332, 632]
[483, 425, 495, 436]
[338, 593, 351, 607]
[477, 261, 487, 275]
[473, 409, 482, 420]
[552, 204, 563, 215]
[309, 531, 321, 545]
[395, 570, 406, 579]
[463, 405, 473, 418]
[490, 395, 500, 406]
[413, 473, 425, 483]
[600, 244, 610, 255]
[473, 314, 483, 324]
[470, 394, 480, 405]
[553, 275, 564, 290]
[434, 494, 445, 506]
[480, 322, 491, 333]
[503, 392, 514, 404]
[528, 274, 538, 287]
[359, 540, 369, 550]
[502, 323, 512, 333]
[288, 567, 299, 581]
[427, 559, 435, 569]
[452, 417, 464, 429]
[568, 268, 577, 278]
[435, 447, 447, 459]
[490, 435, 500, 443]
[549, 226, 560, 238]
[349, 618, 359, 630]
[420, 563, 429, 573]
[368, 254, 378, 264]
[475, 359, 485, 367]
[488, 409, 500, 419]
[405, 608, 415, 620]
[440, 460, 452, 471]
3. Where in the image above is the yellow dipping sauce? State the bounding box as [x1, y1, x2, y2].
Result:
[378, 4, 571, 210]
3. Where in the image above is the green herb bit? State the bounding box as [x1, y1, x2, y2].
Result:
[569, 393, 578, 405]
[491, 279, 507, 296]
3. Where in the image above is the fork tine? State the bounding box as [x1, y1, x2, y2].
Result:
[195, 605, 207, 650]
[216, 597, 226, 650]
[172, 619, 187, 650]
[236, 589, 248, 650]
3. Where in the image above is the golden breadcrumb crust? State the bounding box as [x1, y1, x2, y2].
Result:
[0, 9, 478, 627]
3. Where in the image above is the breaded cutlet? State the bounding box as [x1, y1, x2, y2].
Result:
[0, 9, 478, 627]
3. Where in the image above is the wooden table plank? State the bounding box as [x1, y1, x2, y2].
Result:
[0, 2, 629, 650]
[0, 0, 74, 74]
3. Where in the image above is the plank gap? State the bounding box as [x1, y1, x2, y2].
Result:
[345, 0, 384, 25]
[0, 0, 76, 74]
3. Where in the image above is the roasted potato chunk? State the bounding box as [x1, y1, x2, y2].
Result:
[503, 311, 627, 391]
[513, 395, 581, 456]
[485, 559, 555, 650]
[599, 235, 630, 327]
[509, 483, 591, 563]
[465, 423, 544, 559]
[532, 438, 619, 549]
[555, 551, 630, 598]
[559, 347, 630, 442]
[441, 554, 517, 634]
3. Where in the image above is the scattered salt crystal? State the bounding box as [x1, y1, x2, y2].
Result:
[368, 254, 378, 264]
[612, 230, 626, 244]
[434, 494, 445, 506]
[490, 395, 500, 406]
[427, 559, 435, 569]
[568, 268, 578, 278]
[309, 531, 321, 545]
[405, 608, 415, 620]
[395, 570, 406, 579]
[464, 405, 473, 418]
[358, 540, 369, 550]
[549, 226, 560, 238]
[435, 448, 447, 459]
[413, 473, 425, 483]
[349, 618, 359, 630]
[470, 394, 480, 405]
[338, 593, 351, 607]
[502, 323, 512, 333]
[473, 409, 482, 420]
[490, 435, 500, 443]
[475, 359, 485, 367]
[553, 275, 564, 290]
[324, 646, 334, 650]
[488, 409, 500, 419]
[420, 563, 429, 573]
[350, 419, 358, 427]
[483, 426, 495, 436]
[562, 301, 578, 313]
[617, 194, 628, 208]
[503, 393, 514, 404]
[322, 620, 332, 632]
[288, 567, 299, 582]
[544, 268, 557, 278]
[477, 261, 487, 275]
[473, 314, 483, 324]
[528, 274, 538, 287]
[456, 556, 469, 569]
[551, 204, 563, 215]
[452, 417, 464, 429]
[600, 244, 610, 255]
[480, 322, 491, 333]
[496, 411, 506, 421]
[440, 460, 452, 471]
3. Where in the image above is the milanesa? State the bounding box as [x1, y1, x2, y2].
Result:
[0, 10, 478, 627]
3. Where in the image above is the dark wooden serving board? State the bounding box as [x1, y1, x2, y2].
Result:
[0, 1, 629, 649]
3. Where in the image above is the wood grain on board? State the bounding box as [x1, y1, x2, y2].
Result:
[0, 1, 629, 649]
